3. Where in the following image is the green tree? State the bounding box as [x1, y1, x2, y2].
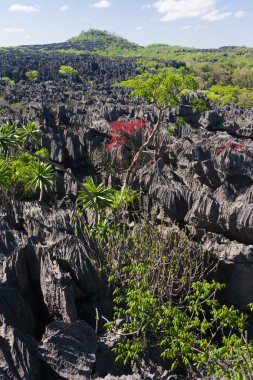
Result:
[115, 67, 199, 193]
[26, 160, 54, 201]
[233, 66, 253, 89]
[17, 121, 41, 146]
[204, 85, 253, 107]
[0, 122, 53, 201]
[25, 70, 39, 81]
[0, 122, 97, 212]
[76, 177, 115, 223]
[75, 177, 135, 233]
[0, 122, 18, 157]
[59, 65, 78, 76]
[0, 161, 12, 189]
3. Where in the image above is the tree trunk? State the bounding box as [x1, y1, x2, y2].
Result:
[120, 108, 163, 199]
[39, 186, 44, 202]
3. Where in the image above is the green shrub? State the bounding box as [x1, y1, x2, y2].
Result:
[59, 65, 78, 76]
[0, 76, 15, 86]
[107, 266, 253, 378]
[25, 70, 38, 81]
[98, 216, 253, 379]
[0, 122, 53, 200]
[75, 177, 136, 234]
[204, 85, 253, 107]
[98, 217, 212, 302]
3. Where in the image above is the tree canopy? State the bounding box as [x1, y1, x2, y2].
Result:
[25, 70, 38, 81]
[59, 65, 78, 76]
[116, 67, 199, 110]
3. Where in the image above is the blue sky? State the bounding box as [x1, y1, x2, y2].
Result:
[0, 0, 252, 48]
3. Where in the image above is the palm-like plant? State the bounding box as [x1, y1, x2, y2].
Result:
[0, 122, 18, 157]
[0, 161, 12, 189]
[17, 121, 42, 147]
[76, 177, 115, 220]
[26, 160, 54, 201]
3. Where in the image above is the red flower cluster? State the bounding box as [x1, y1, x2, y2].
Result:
[233, 143, 245, 151]
[216, 141, 245, 156]
[105, 119, 149, 152]
[216, 141, 233, 156]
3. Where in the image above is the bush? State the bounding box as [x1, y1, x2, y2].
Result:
[59, 65, 78, 76]
[0, 76, 15, 86]
[204, 85, 253, 107]
[99, 217, 212, 304]
[98, 215, 253, 379]
[25, 70, 38, 81]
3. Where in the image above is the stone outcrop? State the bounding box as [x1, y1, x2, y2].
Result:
[39, 321, 97, 379]
[0, 201, 106, 378]
[1, 49, 253, 378]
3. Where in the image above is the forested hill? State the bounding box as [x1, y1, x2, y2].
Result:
[67, 29, 140, 50]
[1, 28, 251, 56]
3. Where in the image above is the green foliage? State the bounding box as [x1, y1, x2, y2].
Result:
[0, 121, 53, 200]
[232, 66, 253, 89]
[68, 29, 139, 51]
[114, 339, 143, 365]
[75, 177, 136, 232]
[190, 98, 208, 113]
[0, 161, 12, 189]
[0, 121, 41, 157]
[63, 31, 253, 99]
[168, 117, 186, 135]
[99, 216, 212, 306]
[97, 214, 253, 378]
[158, 281, 253, 379]
[76, 177, 115, 218]
[3, 31, 253, 98]
[17, 121, 41, 146]
[136, 58, 166, 74]
[7, 152, 34, 190]
[108, 267, 253, 378]
[25, 70, 38, 81]
[59, 65, 78, 76]
[35, 147, 50, 158]
[115, 67, 199, 110]
[0, 76, 15, 86]
[26, 160, 54, 201]
[0, 151, 53, 198]
[204, 85, 253, 107]
[0, 122, 18, 157]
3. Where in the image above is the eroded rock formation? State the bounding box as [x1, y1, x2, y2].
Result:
[0, 50, 253, 379]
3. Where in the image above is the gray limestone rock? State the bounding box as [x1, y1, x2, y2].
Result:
[39, 320, 97, 379]
[0, 315, 39, 380]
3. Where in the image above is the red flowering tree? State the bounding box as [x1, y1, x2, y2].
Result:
[216, 141, 245, 157]
[113, 67, 199, 195]
[105, 119, 149, 160]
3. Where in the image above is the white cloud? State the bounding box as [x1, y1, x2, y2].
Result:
[202, 10, 232, 21]
[142, 4, 152, 9]
[234, 10, 246, 19]
[91, 0, 111, 8]
[136, 26, 143, 30]
[153, 0, 232, 22]
[3, 28, 26, 33]
[8, 4, 40, 13]
[182, 24, 203, 31]
[182, 25, 192, 30]
[59, 5, 69, 12]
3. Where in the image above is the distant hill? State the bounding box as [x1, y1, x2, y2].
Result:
[67, 29, 141, 51]
[1, 29, 251, 58]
